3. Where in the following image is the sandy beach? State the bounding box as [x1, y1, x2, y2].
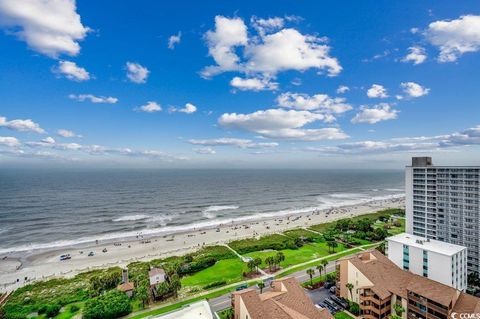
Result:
[0, 196, 404, 293]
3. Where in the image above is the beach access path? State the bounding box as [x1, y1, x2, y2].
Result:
[0, 196, 403, 293]
[123, 242, 378, 318]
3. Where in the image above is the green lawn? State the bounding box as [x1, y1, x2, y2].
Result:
[276, 248, 363, 277]
[181, 259, 247, 290]
[334, 311, 355, 319]
[244, 242, 347, 270]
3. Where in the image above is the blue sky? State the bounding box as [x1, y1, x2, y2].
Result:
[0, 0, 479, 168]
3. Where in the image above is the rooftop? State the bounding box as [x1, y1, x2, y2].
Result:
[149, 267, 165, 277]
[152, 301, 214, 319]
[117, 282, 135, 292]
[341, 250, 480, 311]
[233, 277, 332, 319]
[387, 233, 466, 256]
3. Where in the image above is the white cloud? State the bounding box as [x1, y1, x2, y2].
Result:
[366, 84, 388, 98]
[400, 82, 430, 98]
[202, 16, 341, 78]
[202, 16, 248, 77]
[0, 136, 20, 147]
[193, 147, 216, 155]
[402, 46, 427, 65]
[291, 78, 302, 86]
[135, 101, 162, 113]
[69, 94, 118, 104]
[257, 127, 348, 141]
[57, 129, 81, 138]
[306, 125, 480, 155]
[126, 62, 149, 83]
[188, 137, 278, 149]
[169, 103, 197, 114]
[0, 116, 45, 133]
[250, 16, 284, 35]
[23, 137, 187, 162]
[0, 0, 89, 57]
[351, 103, 399, 124]
[244, 28, 341, 77]
[424, 15, 480, 62]
[276, 92, 352, 115]
[230, 76, 278, 91]
[218, 108, 347, 141]
[54, 61, 90, 81]
[336, 85, 350, 94]
[168, 31, 181, 49]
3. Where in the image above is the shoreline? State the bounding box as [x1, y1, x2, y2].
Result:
[0, 195, 404, 293]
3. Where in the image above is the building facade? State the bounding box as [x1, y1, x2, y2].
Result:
[386, 233, 467, 290]
[232, 277, 332, 319]
[405, 157, 480, 273]
[336, 250, 480, 319]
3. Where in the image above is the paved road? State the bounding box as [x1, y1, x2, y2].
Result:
[208, 261, 337, 313]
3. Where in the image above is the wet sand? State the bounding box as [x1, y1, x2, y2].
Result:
[0, 196, 404, 293]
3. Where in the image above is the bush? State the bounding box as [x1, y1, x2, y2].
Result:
[203, 280, 227, 290]
[348, 301, 360, 315]
[229, 234, 298, 254]
[69, 304, 80, 312]
[83, 290, 132, 319]
[37, 304, 48, 314]
[178, 257, 217, 275]
[45, 303, 61, 318]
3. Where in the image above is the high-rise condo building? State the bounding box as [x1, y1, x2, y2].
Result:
[386, 233, 467, 291]
[405, 157, 480, 273]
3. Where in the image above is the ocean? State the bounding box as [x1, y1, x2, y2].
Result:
[0, 169, 404, 254]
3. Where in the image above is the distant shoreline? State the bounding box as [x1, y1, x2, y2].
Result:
[0, 193, 404, 256]
[0, 195, 404, 293]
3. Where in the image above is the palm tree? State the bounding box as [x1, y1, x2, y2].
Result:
[258, 282, 265, 294]
[330, 241, 338, 253]
[247, 260, 256, 274]
[321, 260, 328, 276]
[306, 268, 315, 286]
[254, 257, 262, 273]
[316, 265, 324, 279]
[393, 304, 405, 317]
[265, 256, 275, 272]
[345, 282, 354, 300]
[275, 252, 285, 270]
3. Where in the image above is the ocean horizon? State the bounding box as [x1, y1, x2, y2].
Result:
[0, 169, 404, 254]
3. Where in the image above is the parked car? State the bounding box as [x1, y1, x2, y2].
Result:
[324, 298, 341, 313]
[324, 282, 333, 289]
[59, 254, 71, 261]
[88, 251, 95, 256]
[236, 284, 248, 291]
[329, 286, 336, 294]
[331, 295, 348, 309]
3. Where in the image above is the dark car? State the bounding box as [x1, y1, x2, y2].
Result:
[324, 298, 341, 313]
[331, 295, 348, 309]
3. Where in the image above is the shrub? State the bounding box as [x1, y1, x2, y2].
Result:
[69, 304, 80, 312]
[178, 257, 217, 275]
[45, 303, 61, 318]
[83, 289, 132, 319]
[229, 234, 298, 254]
[203, 280, 227, 290]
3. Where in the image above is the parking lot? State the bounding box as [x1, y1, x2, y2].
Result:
[305, 285, 349, 315]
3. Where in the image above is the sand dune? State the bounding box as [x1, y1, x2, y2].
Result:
[0, 196, 404, 293]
